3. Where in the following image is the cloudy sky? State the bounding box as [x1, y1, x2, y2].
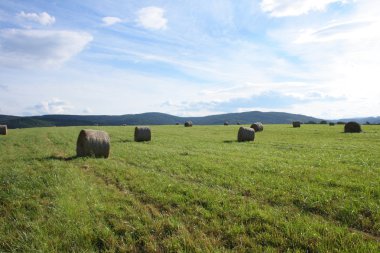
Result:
[0, 0, 379, 118]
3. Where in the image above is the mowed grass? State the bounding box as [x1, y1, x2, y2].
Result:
[0, 124, 379, 252]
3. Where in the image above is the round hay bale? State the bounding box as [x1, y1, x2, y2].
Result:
[0, 125, 7, 135]
[76, 129, 110, 158]
[329, 122, 335, 126]
[250, 122, 263, 132]
[237, 127, 255, 142]
[134, 126, 151, 142]
[184, 121, 193, 127]
[224, 122, 229, 126]
[292, 121, 301, 128]
[344, 122, 361, 133]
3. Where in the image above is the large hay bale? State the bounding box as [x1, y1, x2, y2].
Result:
[237, 127, 255, 142]
[250, 122, 263, 132]
[292, 121, 301, 128]
[0, 125, 7, 135]
[134, 126, 151, 142]
[344, 122, 361, 133]
[184, 121, 193, 127]
[76, 129, 110, 158]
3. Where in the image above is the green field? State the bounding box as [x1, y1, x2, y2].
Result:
[0, 125, 379, 252]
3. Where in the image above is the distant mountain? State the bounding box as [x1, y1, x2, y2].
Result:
[0, 111, 324, 129]
[334, 116, 380, 124]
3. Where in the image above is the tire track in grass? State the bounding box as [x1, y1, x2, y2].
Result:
[77, 162, 290, 250]
[81, 159, 380, 251]
[77, 164, 208, 251]
[79, 164, 171, 218]
[104, 156, 380, 246]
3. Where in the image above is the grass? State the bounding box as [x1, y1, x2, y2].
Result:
[0, 124, 379, 252]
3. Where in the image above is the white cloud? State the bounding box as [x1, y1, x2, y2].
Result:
[264, 1, 380, 118]
[295, 19, 376, 43]
[0, 29, 93, 68]
[136, 6, 167, 30]
[260, 0, 348, 17]
[27, 98, 73, 115]
[102, 16, 123, 26]
[82, 107, 93, 114]
[17, 11, 55, 25]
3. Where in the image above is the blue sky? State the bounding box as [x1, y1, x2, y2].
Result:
[0, 0, 379, 118]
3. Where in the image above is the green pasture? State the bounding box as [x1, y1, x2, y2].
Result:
[0, 124, 379, 252]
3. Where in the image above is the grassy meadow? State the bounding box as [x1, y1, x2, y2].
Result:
[0, 124, 379, 252]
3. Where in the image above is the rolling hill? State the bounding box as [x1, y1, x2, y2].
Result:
[0, 111, 324, 129]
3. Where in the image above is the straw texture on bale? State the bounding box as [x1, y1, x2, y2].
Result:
[237, 127, 255, 142]
[76, 129, 110, 158]
[184, 121, 193, 127]
[293, 121, 301, 128]
[134, 126, 151, 142]
[344, 122, 362, 133]
[0, 125, 7, 135]
[250, 122, 263, 132]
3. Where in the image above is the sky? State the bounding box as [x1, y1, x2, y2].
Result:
[0, 0, 379, 119]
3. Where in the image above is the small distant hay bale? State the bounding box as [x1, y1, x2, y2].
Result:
[292, 121, 301, 128]
[134, 126, 151, 142]
[250, 122, 263, 132]
[76, 129, 110, 158]
[0, 125, 7, 135]
[329, 122, 335, 126]
[184, 121, 193, 127]
[344, 122, 362, 133]
[237, 127, 255, 142]
[224, 122, 229, 126]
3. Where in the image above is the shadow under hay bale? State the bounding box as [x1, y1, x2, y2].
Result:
[134, 126, 151, 142]
[293, 121, 301, 128]
[76, 129, 110, 158]
[344, 122, 362, 133]
[0, 125, 7, 135]
[184, 121, 193, 127]
[250, 122, 263, 132]
[237, 127, 255, 142]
